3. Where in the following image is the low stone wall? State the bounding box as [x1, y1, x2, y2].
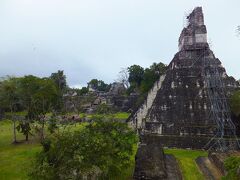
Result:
[208, 152, 229, 175]
[140, 134, 239, 150]
[133, 140, 182, 180]
[134, 143, 167, 179]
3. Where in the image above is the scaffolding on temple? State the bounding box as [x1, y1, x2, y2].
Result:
[192, 47, 240, 151]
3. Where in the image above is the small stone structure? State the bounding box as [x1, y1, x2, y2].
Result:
[63, 83, 138, 113]
[134, 135, 182, 180]
[134, 143, 167, 179]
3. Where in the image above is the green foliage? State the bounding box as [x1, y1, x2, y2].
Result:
[96, 104, 113, 114]
[0, 75, 59, 141]
[29, 119, 138, 179]
[48, 116, 59, 134]
[128, 65, 144, 88]
[31, 78, 58, 116]
[0, 77, 21, 112]
[16, 121, 32, 141]
[140, 68, 155, 93]
[18, 75, 43, 119]
[50, 70, 67, 92]
[0, 77, 22, 143]
[87, 79, 110, 92]
[79, 87, 89, 95]
[17, 76, 58, 140]
[127, 62, 167, 95]
[140, 62, 167, 94]
[222, 156, 240, 180]
[50, 70, 67, 112]
[230, 90, 240, 116]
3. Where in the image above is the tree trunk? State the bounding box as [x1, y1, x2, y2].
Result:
[26, 133, 29, 141]
[41, 118, 45, 141]
[13, 120, 17, 143]
[10, 106, 17, 143]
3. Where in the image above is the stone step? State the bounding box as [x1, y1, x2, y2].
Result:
[196, 157, 223, 180]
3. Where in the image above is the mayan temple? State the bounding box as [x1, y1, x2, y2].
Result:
[129, 7, 240, 151]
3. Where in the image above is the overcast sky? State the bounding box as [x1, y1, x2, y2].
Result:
[0, 0, 239, 88]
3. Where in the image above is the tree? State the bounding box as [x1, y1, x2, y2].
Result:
[16, 76, 58, 141]
[50, 70, 67, 112]
[32, 78, 58, 140]
[140, 68, 157, 93]
[0, 77, 21, 143]
[79, 87, 89, 95]
[230, 90, 240, 117]
[140, 62, 167, 93]
[127, 63, 167, 94]
[87, 79, 110, 92]
[16, 75, 40, 141]
[128, 65, 144, 88]
[29, 119, 138, 179]
[50, 70, 67, 92]
[117, 68, 129, 88]
[149, 62, 167, 76]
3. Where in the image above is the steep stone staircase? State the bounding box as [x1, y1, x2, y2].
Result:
[129, 74, 166, 129]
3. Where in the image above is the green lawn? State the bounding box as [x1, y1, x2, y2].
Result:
[1, 119, 209, 180]
[0, 114, 131, 180]
[79, 112, 130, 120]
[0, 120, 41, 180]
[164, 148, 208, 180]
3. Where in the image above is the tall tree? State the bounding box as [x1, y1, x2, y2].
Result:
[50, 70, 67, 112]
[50, 70, 67, 92]
[128, 65, 144, 88]
[117, 68, 130, 88]
[0, 77, 21, 143]
[87, 79, 110, 92]
[32, 78, 58, 141]
[17, 75, 41, 141]
[140, 62, 167, 93]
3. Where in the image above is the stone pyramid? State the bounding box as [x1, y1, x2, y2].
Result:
[129, 7, 239, 150]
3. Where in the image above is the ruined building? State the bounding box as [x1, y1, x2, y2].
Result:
[129, 7, 240, 151]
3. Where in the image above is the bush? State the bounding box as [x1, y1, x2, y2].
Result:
[96, 104, 113, 114]
[222, 156, 240, 180]
[29, 119, 138, 179]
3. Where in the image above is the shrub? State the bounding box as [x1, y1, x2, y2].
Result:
[222, 156, 240, 180]
[29, 119, 138, 179]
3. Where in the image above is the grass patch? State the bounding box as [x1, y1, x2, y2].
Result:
[164, 148, 208, 180]
[0, 120, 41, 180]
[222, 156, 240, 180]
[0, 115, 132, 179]
[79, 112, 130, 120]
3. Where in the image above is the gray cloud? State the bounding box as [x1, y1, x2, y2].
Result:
[0, 0, 240, 87]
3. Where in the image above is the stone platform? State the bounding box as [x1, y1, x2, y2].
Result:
[133, 141, 182, 180]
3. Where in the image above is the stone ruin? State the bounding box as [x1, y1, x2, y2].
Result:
[129, 7, 240, 150]
[131, 6, 240, 180]
[63, 82, 138, 113]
